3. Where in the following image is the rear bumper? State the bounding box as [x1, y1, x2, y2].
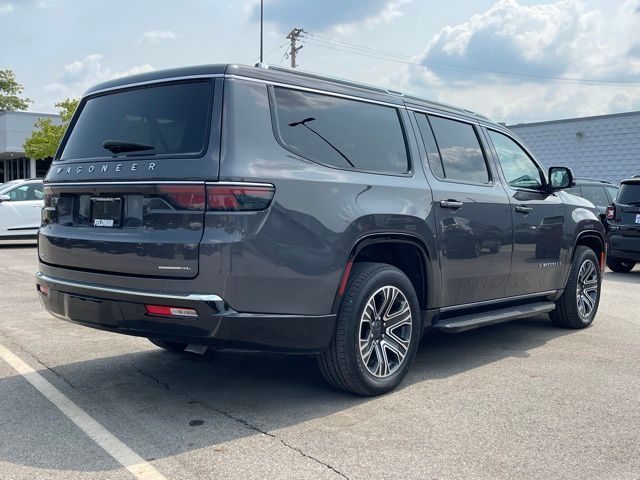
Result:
[608, 234, 640, 261]
[36, 272, 336, 353]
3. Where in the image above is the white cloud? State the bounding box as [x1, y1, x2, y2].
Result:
[140, 30, 178, 44]
[0, 3, 14, 13]
[43, 54, 155, 106]
[248, 0, 412, 32]
[386, 0, 640, 122]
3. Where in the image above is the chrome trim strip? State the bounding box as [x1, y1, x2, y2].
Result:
[86, 74, 224, 96]
[206, 181, 274, 187]
[226, 74, 404, 109]
[44, 181, 205, 187]
[440, 290, 558, 313]
[45, 181, 275, 188]
[36, 272, 223, 303]
[406, 107, 481, 125]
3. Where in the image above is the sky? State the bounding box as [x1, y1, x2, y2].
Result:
[1, 0, 640, 124]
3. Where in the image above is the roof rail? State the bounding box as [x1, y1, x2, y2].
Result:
[250, 63, 491, 122]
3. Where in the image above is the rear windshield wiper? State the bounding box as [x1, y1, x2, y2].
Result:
[102, 140, 155, 155]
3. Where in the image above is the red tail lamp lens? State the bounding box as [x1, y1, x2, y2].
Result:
[606, 206, 615, 220]
[145, 305, 198, 317]
[157, 185, 206, 210]
[206, 185, 275, 212]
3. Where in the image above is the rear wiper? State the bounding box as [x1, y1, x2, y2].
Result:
[102, 140, 155, 154]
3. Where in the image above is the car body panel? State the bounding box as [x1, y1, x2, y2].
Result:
[0, 180, 44, 238]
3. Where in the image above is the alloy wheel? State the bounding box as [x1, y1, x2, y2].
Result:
[576, 259, 599, 319]
[359, 286, 412, 378]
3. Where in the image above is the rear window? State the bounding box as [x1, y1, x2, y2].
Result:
[617, 183, 640, 205]
[581, 186, 609, 206]
[60, 81, 214, 161]
[273, 87, 409, 174]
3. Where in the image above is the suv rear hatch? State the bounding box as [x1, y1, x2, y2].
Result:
[39, 78, 220, 279]
[613, 181, 640, 236]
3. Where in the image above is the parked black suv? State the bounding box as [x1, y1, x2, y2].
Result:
[37, 64, 605, 395]
[567, 178, 619, 222]
[606, 178, 640, 272]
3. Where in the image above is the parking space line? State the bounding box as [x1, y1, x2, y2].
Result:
[0, 343, 168, 480]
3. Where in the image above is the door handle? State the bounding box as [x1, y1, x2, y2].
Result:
[440, 200, 463, 209]
[515, 205, 533, 214]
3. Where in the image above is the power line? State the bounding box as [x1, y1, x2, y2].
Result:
[302, 32, 640, 87]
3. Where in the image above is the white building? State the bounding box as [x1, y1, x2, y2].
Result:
[509, 110, 640, 183]
[0, 111, 61, 181]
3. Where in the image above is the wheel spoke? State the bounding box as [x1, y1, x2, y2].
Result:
[382, 334, 409, 362]
[581, 292, 595, 312]
[360, 338, 375, 365]
[385, 303, 411, 329]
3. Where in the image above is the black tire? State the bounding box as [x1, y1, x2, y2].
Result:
[550, 246, 601, 329]
[606, 256, 635, 273]
[318, 262, 421, 396]
[148, 338, 188, 352]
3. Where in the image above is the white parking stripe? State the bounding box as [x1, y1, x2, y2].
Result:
[0, 343, 168, 480]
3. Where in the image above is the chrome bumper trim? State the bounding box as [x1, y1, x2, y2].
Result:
[35, 272, 223, 303]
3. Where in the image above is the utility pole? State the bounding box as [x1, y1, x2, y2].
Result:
[286, 28, 305, 68]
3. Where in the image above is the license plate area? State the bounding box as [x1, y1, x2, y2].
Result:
[91, 197, 123, 228]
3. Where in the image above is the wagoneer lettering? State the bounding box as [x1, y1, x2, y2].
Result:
[36, 64, 605, 395]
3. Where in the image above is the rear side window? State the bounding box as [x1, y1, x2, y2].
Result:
[604, 185, 619, 201]
[581, 186, 609, 206]
[617, 183, 640, 205]
[60, 81, 214, 161]
[428, 116, 489, 183]
[273, 87, 409, 174]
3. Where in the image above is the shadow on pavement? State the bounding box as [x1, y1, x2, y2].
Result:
[0, 315, 574, 472]
[604, 269, 640, 284]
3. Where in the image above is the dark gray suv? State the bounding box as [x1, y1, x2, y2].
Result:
[37, 64, 605, 395]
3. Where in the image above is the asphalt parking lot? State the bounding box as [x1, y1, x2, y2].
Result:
[1, 243, 639, 480]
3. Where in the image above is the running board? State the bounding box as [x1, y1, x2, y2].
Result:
[433, 301, 556, 333]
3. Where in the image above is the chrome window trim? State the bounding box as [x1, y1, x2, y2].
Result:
[407, 107, 482, 125]
[36, 272, 223, 303]
[86, 74, 224, 96]
[227, 74, 404, 109]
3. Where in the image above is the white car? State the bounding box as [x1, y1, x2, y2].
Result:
[0, 179, 44, 239]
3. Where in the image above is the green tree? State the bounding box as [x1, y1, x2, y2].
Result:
[23, 98, 79, 159]
[0, 69, 32, 111]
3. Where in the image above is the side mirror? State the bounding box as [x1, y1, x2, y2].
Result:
[0, 194, 10, 203]
[548, 166, 574, 191]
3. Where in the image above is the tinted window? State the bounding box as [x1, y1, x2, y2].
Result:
[273, 87, 409, 174]
[617, 183, 640, 205]
[604, 185, 619, 201]
[488, 130, 543, 189]
[428, 116, 489, 183]
[415, 114, 444, 178]
[7, 183, 43, 201]
[60, 81, 214, 160]
[581, 186, 609, 206]
[567, 186, 582, 196]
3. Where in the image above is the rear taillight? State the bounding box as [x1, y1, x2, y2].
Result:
[145, 305, 198, 317]
[206, 184, 275, 212]
[157, 185, 206, 210]
[606, 205, 615, 220]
